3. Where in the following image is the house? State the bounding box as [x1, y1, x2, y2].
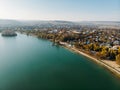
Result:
[113, 40, 120, 45]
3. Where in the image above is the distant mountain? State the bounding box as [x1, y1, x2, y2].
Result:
[0, 19, 23, 27]
[77, 21, 120, 26]
[76, 21, 120, 29]
[0, 19, 120, 29]
[0, 19, 76, 27]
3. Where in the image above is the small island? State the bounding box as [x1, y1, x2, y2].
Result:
[1, 30, 17, 36]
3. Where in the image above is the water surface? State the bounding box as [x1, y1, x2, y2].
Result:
[0, 33, 120, 90]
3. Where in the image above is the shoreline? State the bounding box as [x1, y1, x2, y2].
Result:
[62, 43, 120, 78]
[21, 33, 120, 78]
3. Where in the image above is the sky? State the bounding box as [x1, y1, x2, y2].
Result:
[0, 0, 120, 21]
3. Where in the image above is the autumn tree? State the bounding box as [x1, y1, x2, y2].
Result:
[116, 54, 120, 65]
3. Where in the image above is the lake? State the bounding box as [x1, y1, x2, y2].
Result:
[0, 33, 120, 90]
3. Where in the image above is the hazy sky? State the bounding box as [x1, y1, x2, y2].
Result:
[0, 0, 120, 21]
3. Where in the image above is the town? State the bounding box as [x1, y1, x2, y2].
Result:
[1, 20, 120, 65]
[15, 22, 120, 65]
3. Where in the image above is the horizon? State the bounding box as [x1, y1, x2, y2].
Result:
[0, 19, 120, 22]
[0, 0, 120, 21]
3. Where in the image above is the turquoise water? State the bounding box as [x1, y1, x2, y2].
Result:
[0, 33, 120, 90]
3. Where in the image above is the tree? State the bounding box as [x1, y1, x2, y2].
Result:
[116, 54, 120, 65]
[109, 50, 116, 60]
[74, 42, 80, 48]
[100, 46, 109, 59]
[118, 47, 120, 54]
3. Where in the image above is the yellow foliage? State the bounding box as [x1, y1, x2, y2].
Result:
[116, 54, 120, 65]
